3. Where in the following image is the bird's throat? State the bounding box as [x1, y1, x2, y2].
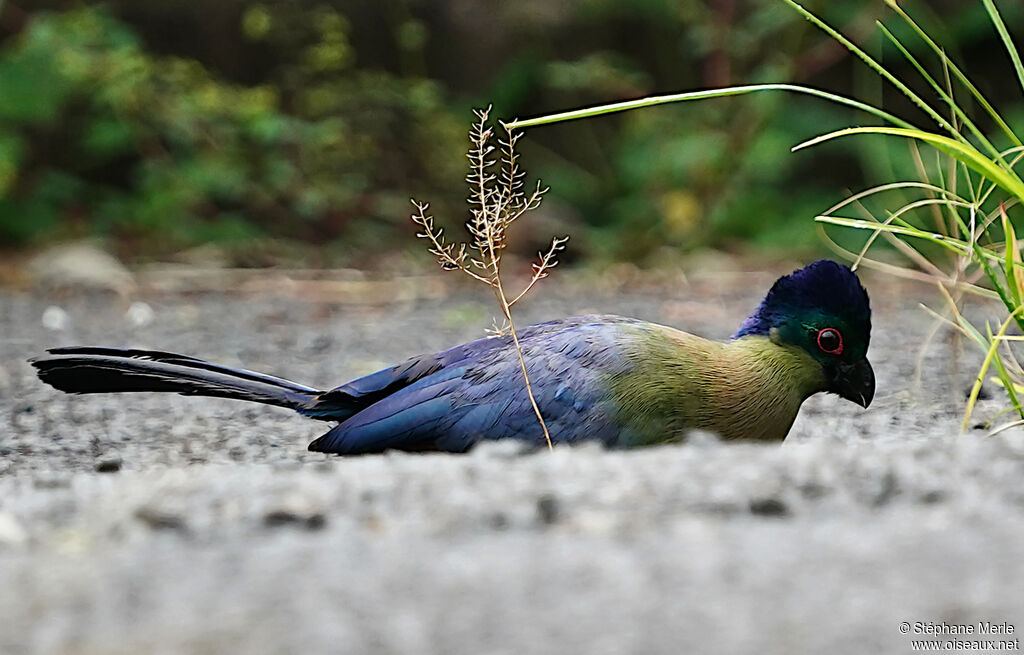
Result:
[610, 328, 826, 444]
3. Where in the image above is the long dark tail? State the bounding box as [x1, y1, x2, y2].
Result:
[31, 347, 324, 414]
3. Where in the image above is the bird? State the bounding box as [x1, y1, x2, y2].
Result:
[31, 260, 873, 454]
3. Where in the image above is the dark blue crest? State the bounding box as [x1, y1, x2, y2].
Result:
[733, 260, 871, 339]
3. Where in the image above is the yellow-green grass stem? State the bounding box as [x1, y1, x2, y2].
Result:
[886, 0, 1022, 148]
[876, 23, 1002, 165]
[982, 0, 1024, 97]
[795, 127, 1024, 201]
[504, 84, 909, 131]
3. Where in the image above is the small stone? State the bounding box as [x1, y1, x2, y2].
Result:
[125, 301, 155, 327]
[749, 497, 790, 517]
[309, 335, 333, 353]
[264, 495, 327, 530]
[135, 506, 188, 532]
[29, 242, 136, 296]
[682, 429, 722, 448]
[95, 456, 122, 473]
[313, 460, 336, 474]
[470, 439, 533, 459]
[264, 510, 327, 531]
[488, 512, 509, 530]
[798, 482, 829, 500]
[536, 494, 560, 525]
[33, 473, 71, 489]
[868, 470, 899, 507]
[41, 306, 70, 331]
[0, 511, 28, 546]
[966, 384, 991, 400]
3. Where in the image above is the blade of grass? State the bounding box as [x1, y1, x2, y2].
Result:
[934, 148, 964, 242]
[966, 315, 1024, 430]
[848, 196, 949, 277]
[817, 226, 998, 299]
[886, 0, 1022, 147]
[949, 329, 993, 430]
[816, 215, 972, 256]
[876, 23, 1002, 163]
[980, 151, 1024, 207]
[918, 302, 978, 344]
[504, 84, 911, 130]
[909, 142, 954, 238]
[795, 127, 1024, 199]
[947, 207, 1024, 332]
[1001, 203, 1023, 306]
[982, 0, 1024, 96]
[990, 333, 1024, 420]
[783, 0, 965, 143]
[850, 197, 975, 268]
[987, 418, 1024, 437]
[819, 210, 1021, 292]
[821, 181, 969, 217]
[936, 283, 989, 348]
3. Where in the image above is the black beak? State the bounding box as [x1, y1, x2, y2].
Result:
[833, 359, 874, 408]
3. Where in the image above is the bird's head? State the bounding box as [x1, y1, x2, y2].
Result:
[733, 260, 874, 408]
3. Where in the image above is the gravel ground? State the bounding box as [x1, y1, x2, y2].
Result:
[2, 268, 1023, 655]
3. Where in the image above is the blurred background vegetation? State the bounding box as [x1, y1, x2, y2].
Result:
[0, 0, 1021, 269]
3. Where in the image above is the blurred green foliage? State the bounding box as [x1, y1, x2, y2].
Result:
[0, 4, 463, 262]
[0, 1, 1019, 265]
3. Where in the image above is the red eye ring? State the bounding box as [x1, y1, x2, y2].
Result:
[816, 328, 843, 355]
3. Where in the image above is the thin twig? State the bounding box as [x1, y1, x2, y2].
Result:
[410, 107, 567, 449]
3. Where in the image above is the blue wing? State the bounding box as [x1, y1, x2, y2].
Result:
[305, 316, 638, 454]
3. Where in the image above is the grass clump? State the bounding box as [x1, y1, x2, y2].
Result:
[411, 106, 568, 448]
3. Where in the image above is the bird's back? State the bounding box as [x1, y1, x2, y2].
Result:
[307, 315, 643, 453]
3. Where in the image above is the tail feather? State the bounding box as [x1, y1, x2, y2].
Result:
[31, 347, 323, 413]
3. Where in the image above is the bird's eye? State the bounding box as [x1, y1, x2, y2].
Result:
[816, 328, 843, 355]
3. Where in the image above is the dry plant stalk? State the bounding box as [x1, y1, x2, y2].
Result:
[411, 106, 567, 449]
